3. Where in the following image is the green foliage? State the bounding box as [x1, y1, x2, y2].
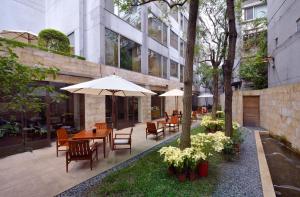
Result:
[196, 63, 214, 92]
[0, 42, 61, 115]
[38, 29, 70, 54]
[239, 20, 268, 90]
[87, 126, 221, 196]
[201, 115, 225, 133]
[216, 111, 224, 119]
[0, 37, 85, 60]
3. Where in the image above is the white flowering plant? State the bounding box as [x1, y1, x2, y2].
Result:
[200, 115, 225, 132]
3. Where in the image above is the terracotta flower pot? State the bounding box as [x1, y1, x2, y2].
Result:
[198, 161, 209, 177]
[177, 173, 187, 182]
[189, 170, 197, 181]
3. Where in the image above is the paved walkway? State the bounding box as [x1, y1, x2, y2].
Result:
[0, 120, 199, 197]
[213, 127, 263, 197]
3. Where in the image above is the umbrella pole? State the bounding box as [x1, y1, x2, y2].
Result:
[112, 92, 116, 129]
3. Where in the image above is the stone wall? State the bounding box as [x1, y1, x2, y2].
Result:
[221, 83, 300, 151]
[14, 47, 188, 128]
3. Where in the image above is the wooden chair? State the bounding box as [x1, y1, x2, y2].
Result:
[146, 122, 165, 141]
[56, 128, 70, 157]
[66, 140, 98, 172]
[112, 128, 133, 154]
[202, 107, 208, 114]
[166, 115, 180, 132]
[95, 122, 112, 144]
[191, 111, 197, 120]
[164, 112, 170, 123]
[173, 110, 179, 116]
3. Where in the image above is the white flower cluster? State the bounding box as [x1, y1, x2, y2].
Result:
[159, 132, 231, 169]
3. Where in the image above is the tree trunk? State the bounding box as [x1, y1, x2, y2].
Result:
[224, 0, 237, 137]
[211, 64, 219, 119]
[180, 0, 199, 150]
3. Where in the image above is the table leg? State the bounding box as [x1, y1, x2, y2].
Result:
[103, 137, 106, 158]
[109, 131, 112, 148]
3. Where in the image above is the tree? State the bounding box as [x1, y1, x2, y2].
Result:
[223, 0, 237, 137]
[197, 0, 228, 119]
[38, 29, 71, 54]
[0, 41, 63, 134]
[196, 63, 214, 94]
[239, 19, 268, 89]
[115, 0, 198, 149]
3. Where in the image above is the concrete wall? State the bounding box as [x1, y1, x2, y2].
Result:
[13, 47, 184, 129]
[221, 83, 300, 151]
[268, 0, 300, 87]
[0, 0, 45, 34]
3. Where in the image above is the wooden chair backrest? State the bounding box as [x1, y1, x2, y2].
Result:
[192, 111, 197, 117]
[68, 140, 90, 158]
[164, 112, 169, 121]
[170, 116, 179, 124]
[146, 122, 157, 133]
[202, 107, 208, 113]
[57, 128, 68, 145]
[173, 110, 178, 115]
[95, 122, 108, 130]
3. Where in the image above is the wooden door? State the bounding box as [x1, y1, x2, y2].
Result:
[243, 96, 260, 127]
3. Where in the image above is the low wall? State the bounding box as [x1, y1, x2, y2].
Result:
[221, 83, 300, 151]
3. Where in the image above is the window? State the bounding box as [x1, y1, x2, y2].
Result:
[170, 30, 178, 50]
[148, 12, 168, 46]
[120, 36, 141, 72]
[244, 7, 253, 20]
[105, 28, 141, 72]
[148, 50, 168, 78]
[180, 39, 185, 57]
[105, 29, 118, 67]
[105, 0, 141, 30]
[170, 60, 178, 78]
[163, 56, 168, 78]
[244, 4, 267, 21]
[297, 18, 300, 32]
[183, 16, 188, 35]
[180, 13, 184, 29]
[180, 64, 184, 82]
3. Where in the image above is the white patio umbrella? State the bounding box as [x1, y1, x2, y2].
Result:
[198, 93, 213, 107]
[160, 88, 184, 111]
[61, 74, 156, 128]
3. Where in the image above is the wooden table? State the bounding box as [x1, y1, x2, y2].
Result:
[72, 128, 113, 158]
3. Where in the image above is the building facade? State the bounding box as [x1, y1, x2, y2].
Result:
[267, 0, 300, 87]
[233, 0, 267, 88]
[0, 0, 201, 156]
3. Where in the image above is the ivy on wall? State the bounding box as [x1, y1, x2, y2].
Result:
[38, 29, 71, 54]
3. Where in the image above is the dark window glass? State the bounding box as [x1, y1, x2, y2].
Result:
[148, 12, 168, 46]
[180, 39, 185, 57]
[170, 60, 178, 78]
[180, 64, 184, 82]
[170, 30, 178, 50]
[148, 50, 162, 77]
[120, 36, 141, 72]
[244, 7, 253, 20]
[105, 28, 118, 67]
[163, 57, 168, 79]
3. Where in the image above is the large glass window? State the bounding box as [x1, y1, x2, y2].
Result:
[244, 4, 266, 21]
[148, 50, 168, 78]
[170, 30, 178, 50]
[148, 12, 168, 46]
[105, 28, 141, 72]
[180, 64, 184, 82]
[148, 50, 162, 77]
[180, 39, 185, 57]
[163, 56, 168, 79]
[105, 29, 118, 67]
[105, 0, 141, 30]
[120, 36, 141, 72]
[170, 60, 178, 78]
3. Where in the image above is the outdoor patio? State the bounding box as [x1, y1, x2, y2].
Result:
[0, 120, 199, 197]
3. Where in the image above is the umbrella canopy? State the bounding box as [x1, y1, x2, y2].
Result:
[61, 75, 156, 96]
[0, 30, 38, 44]
[159, 88, 183, 97]
[159, 88, 183, 112]
[198, 93, 213, 98]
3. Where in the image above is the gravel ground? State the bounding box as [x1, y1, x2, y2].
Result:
[213, 127, 263, 197]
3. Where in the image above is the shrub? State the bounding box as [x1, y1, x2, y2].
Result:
[216, 111, 225, 119]
[201, 115, 224, 132]
[38, 29, 70, 54]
